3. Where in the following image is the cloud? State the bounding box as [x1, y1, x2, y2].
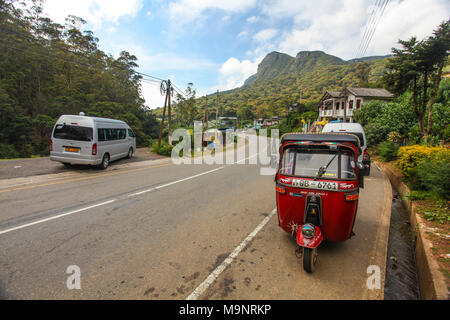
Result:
[253, 28, 278, 42]
[141, 81, 166, 109]
[246, 16, 259, 23]
[237, 31, 250, 38]
[217, 57, 261, 90]
[141, 53, 217, 72]
[168, 0, 257, 27]
[256, 0, 450, 60]
[42, 0, 144, 27]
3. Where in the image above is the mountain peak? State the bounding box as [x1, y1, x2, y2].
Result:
[244, 50, 347, 86]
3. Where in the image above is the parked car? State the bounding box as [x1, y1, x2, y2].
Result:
[322, 122, 371, 176]
[50, 113, 136, 169]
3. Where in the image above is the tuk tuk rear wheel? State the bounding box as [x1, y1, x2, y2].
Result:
[303, 247, 318, 273]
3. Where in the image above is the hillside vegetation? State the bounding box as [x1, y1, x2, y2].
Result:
[170, 51, 391, 121]
[0, 1, 159, 158]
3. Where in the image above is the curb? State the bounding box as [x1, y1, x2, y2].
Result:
[362, 162, 392, 300]
[375, 160, 449, 300]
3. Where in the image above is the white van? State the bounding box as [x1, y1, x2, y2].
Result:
[50, 114, 136, 169]
[321, 122, 371, 175]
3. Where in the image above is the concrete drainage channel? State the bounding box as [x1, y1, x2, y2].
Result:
[384, 186, 421, 300]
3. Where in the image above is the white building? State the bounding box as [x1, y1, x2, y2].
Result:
[318, 87, 394, 123]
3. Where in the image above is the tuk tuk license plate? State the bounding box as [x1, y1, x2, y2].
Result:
[292, 179, 338, 191]
[65, 147, 79, 153]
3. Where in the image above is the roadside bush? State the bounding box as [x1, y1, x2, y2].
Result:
[0, 143, 19, 159]
[378, 141, 400, 162]
[387, 131, 402, 143]
[407, 124, 423, 145]
[151, 140, 173, 156]
[409, 150, 450, 200]
[396, 145, 445, 178]
[355, 94, 416, 146]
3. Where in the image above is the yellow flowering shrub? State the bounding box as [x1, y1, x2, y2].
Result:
[396, 145, 448, 177]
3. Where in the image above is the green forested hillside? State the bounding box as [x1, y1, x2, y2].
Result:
[191, 51, 390, 121]
[0, 1, 159, 158]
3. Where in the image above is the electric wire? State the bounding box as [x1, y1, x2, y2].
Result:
[360, 0, 389, 57]
[355, 0, 381, 59]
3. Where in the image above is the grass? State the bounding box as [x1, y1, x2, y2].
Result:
[381, 159, 450, 286]
[0, 155, 48, 161]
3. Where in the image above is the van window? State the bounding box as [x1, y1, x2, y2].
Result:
[98, 128, 127, 141]
[53, 124, 93, 141]
[128, 129, 135, 137]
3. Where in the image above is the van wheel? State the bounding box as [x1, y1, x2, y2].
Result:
[127, 147, 133, 159]
[99, 154, 110, 170]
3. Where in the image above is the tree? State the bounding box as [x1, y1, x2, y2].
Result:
[237, 104, 254, 121]
[383, 19, 450, 139]
[0, 0, 158, 157]
[422, 20, 450, 138]
[174, 84, 197, 127]
[355, 62, 371, 87]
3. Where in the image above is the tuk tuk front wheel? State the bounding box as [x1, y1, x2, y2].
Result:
[303, 247, 318, 273]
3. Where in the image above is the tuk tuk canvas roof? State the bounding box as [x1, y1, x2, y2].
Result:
[281, 133, 362, 154]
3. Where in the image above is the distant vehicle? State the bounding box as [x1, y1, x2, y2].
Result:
[321, 122, 371, 176]
[50, 113, 136, 169]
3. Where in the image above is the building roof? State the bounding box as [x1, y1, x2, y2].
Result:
[345, 87, 394, 98]
[327, 91, 342, 98]
[318, 91, 342, 104]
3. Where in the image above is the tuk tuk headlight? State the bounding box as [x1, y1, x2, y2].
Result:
[301, 223, 316, 239]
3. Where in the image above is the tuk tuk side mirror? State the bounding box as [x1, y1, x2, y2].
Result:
[358, 163, 365, 189]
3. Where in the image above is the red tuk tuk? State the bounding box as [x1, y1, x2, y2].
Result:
[275, 133, 364, 273]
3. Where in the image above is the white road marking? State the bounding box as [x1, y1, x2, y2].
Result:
[128, 166, 225, 197]
[186, 208, 277, 300]
[0, 166, 229, 235]
[127, 151, 262, 198]
[0, 200, 115, 235]
[0, 150, 265, 236]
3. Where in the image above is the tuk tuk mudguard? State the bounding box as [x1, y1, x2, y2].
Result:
[296, 225, 323, 249]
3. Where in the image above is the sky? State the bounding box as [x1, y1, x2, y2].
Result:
[36, 0, 450, 109]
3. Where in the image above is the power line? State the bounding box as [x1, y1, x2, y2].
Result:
[355, 0, 382, 59]
[355, 0, 378, 58]
[360, 0, 387, 57]
[0, 37, 185, 93]
[361, 0, 389, 57]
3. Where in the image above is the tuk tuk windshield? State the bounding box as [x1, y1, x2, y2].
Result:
[279, 146, 357, 180]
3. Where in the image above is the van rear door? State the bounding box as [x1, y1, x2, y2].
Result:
[53, 124, 94, 157]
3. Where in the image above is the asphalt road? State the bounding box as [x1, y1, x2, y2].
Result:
[0, 153, 391, 299]
[0, 148, 164, 180]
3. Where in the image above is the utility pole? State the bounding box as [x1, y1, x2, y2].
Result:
[204, 95, 208, 130]
[158, 90, 169, 148]
[167, 79, 172, 145]
[157, 80, 173, 148]
[216, 90, 219, 129]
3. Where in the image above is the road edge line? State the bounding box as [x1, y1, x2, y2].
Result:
[186, 208, 276, 300]
[362, 162, 392, 300]
[0, 200, 115, 235]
